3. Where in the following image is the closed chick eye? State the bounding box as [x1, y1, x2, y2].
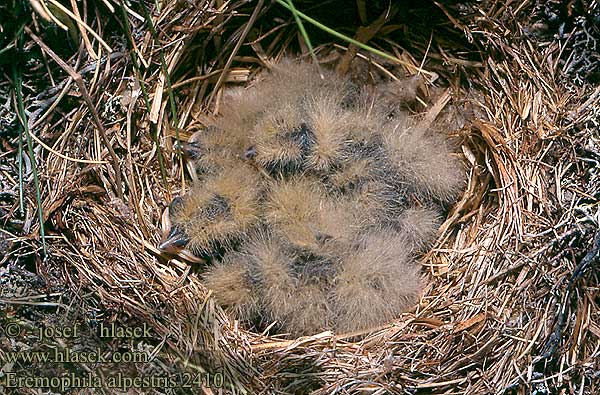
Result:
[244, 146, 256, 159]
[179, 167, 262, 258]
[169, 196, 184, 212]
[197, 194, 231, 222]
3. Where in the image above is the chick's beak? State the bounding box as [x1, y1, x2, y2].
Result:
[158, 227, 190, 254]
[182, 142, 203, 160]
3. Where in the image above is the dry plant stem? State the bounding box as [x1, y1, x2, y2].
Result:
[415, 88, 452, 131]
[30, 0, 68, 30]
[117, 0, 167, 186]
[208, 0, 264, 105]
[24, 27, 124, 201]
[251, 319, 416, 352]
[45, 0, 113, 53]
[335, 5, 399, 75]
[542, 230, 600, 358]
[27, 122, 108, 164]
[68, 0, 96, 59]
[139, 1, 185, 190]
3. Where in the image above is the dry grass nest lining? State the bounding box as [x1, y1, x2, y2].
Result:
[3, 0, 599, 393]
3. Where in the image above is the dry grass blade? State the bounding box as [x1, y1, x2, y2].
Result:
[335, 4, 399, 75]
[24, 26, 124, 200]
[116, 0, 167, 185]
[208, 0, 265, 104]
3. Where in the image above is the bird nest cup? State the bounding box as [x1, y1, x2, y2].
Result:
[2, 1, 599, 394]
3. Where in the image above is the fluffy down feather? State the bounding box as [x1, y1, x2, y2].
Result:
[333, 232, 423, 332]
[160, 58, 465, 336]
[172, 166, 263, 258]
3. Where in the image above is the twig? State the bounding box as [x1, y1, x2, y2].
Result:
[25, 26, 124, 200]
[335, 4, 399, 75]
[541, 230, 600, 358]
[208, 0, 265, 105]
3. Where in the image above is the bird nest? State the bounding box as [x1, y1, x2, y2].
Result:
[1, 0, 599, 394]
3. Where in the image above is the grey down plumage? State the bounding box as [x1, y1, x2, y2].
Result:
[159, 60, 464, 335]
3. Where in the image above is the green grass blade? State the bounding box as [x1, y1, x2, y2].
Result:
[284, 0, 318, 65]
[13, 65, 47, 257]
[275, 0, 424, 70]
[17, 112, 24, 216]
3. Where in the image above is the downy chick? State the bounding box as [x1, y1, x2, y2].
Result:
[265, 176, 359, 255]
[162, 165, 263, 259]
[382, 118, 464, 205]
[203, 254, 261, 323]
[182, 126, 247, 182]
[243, 63, 359, 176]
[303, 93, 356, 173]
[332, 231, 423, 332]
[247, 104, 314, 175]
[204, 231, 335, 335]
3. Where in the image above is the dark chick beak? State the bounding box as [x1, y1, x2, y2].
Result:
[184, 129, 215, 159]
[182, 141, 204, 160]
[158, 229, 205, 264]
[158, 227, 190, 254]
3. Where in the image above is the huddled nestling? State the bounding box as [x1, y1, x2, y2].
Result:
[159, 60, 464, 336]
